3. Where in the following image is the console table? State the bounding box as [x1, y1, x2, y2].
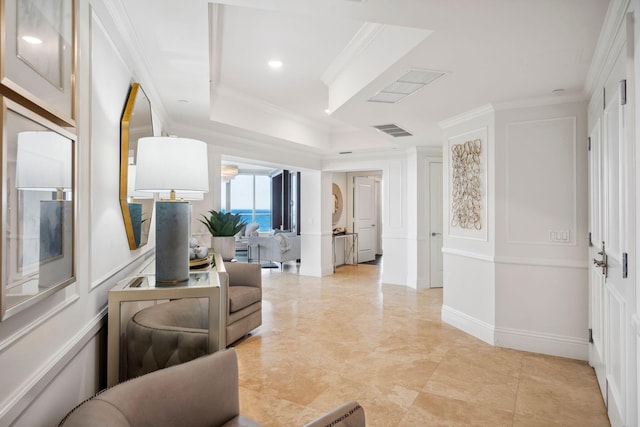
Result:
[107, 255, 225, 386]
[332, 232, 358, 272]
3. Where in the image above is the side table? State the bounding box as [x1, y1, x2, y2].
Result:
[107, 256, 226, 387]
[332, 232, 358, 272]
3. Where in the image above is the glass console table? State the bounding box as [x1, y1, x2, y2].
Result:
[332, 232, 358, 272]
[107, 254, 226, 386]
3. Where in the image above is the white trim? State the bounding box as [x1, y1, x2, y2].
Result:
[321, 23, 384, 86]
[442, 247, 494, 262]
[442, 305, 494, 345]
[585, 0, 631, 96]
[0, 295, 79, 355]
[0, 309, 107, 424]
[494, 256, 588, 269]
[494, 326, 589, 361]
[505, 116, 578, 247]
[632, 314, 640, 336]
[493, 94, 589, 111]
[438, 104, 495, 129]
[90, 250, 153, 291]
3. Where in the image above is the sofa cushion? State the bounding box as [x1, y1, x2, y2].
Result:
[229, 286, 261, 313]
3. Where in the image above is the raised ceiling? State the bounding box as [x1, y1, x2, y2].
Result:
[118, 0, 610, 156]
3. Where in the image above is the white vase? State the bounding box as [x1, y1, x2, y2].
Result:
[210, 236, 236, 261]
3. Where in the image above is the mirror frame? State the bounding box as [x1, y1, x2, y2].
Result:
[119, 83, 153, 250]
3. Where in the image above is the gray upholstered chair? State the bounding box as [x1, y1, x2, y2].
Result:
[220, 262, 262, 345]
[59, 349, 366, 427]
[125, 262, 262, 379]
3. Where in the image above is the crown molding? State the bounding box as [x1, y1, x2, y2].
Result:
[584, 0, 630, 96]
[438, 104, 495, 129]
[321, 22, 384, 86]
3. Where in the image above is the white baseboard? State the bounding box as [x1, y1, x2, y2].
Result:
[441, 305, 494, 345]
[442, 305, 588, 360]
[494, 326, 588, 360]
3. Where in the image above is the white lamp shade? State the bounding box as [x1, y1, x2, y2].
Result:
[135, 137, 209, 194]
[127, 165, 153, 199]
[16, 131, 72, 191]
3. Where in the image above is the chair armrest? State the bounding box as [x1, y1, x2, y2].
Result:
[303, 401, 365, 427]
[60, 349, 242, 427]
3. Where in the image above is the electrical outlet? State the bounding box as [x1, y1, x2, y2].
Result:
[549, 229, 570, 243]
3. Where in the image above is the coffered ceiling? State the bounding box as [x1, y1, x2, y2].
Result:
[117, 0, 609, 156]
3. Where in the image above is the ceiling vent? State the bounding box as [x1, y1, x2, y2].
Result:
[373, 124, 412, 138]
[368, 68, 446, 104]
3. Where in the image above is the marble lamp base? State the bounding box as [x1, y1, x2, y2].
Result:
[155, 201, 190, 284]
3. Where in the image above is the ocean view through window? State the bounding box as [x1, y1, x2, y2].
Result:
[221, 171, 271, 231]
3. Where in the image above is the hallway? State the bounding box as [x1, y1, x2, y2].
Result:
[232, 264, 609, 426]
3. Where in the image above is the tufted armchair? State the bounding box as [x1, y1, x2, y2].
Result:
[125, 262, 262, 379]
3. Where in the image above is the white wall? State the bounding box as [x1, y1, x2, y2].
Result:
[441, 107, 497, 336]
[440, 101, 590, 359]
[493, 101, 589, 359]
[324, 152, 415, 286]
[0, 1, 160, 424]
[299, 171, 334, 277]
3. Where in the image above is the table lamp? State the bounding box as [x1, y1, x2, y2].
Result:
[135, 136, 209, 284]
[15, 131, 73, 287]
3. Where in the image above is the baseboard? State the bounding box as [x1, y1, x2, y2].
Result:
[441, 305, 494, 345]
[494, 326, 588, 360]
[441, 305, 589, 360]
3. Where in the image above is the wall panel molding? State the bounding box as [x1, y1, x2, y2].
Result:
[505, 116, 577, 246]
[442, 247, 494, 262]
[0, 308, 105, 424]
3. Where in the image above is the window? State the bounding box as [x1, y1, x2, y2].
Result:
[221, 173, 271, 230]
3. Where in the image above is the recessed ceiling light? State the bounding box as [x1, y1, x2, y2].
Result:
[22, 35, 42, 44]
[324, 109, 331, 115]
[268, 60, 283, 69]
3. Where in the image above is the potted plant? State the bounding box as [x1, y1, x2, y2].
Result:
[200, 210, 247, 261]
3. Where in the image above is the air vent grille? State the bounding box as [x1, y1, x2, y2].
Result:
[373, 124, 412, 138]
[368, 68, 446, 104]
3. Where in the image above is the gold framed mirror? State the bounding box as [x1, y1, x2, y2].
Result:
[120, 83, 154, 250]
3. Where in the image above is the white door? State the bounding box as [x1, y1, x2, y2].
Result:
[429, 162, 443, 288]
[589, 35, 637, 427]
[354, 176, 376, 263]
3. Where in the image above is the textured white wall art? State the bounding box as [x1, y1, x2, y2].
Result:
[450, 139, 482, 230]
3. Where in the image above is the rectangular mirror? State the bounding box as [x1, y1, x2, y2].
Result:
[1, 98, 75, 320]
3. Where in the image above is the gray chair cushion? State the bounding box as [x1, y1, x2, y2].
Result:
[229, 286, 261, 313]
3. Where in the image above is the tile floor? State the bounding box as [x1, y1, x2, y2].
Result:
[232, 263, 609, 427]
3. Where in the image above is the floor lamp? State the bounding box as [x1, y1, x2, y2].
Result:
[135, 137, 209, 284]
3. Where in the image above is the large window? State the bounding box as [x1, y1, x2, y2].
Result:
[221, 173, 271, 230]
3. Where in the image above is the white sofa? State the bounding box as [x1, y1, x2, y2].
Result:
[248, 232, 300, 268]
[235, 222, 260, 251]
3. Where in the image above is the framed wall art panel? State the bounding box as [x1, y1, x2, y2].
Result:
[1, 0, 76, 126]
[0, 96, 75, 320]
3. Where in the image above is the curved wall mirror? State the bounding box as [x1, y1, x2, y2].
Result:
[120, 83, 154, 250]
[1, 99, 75, 321]
[332, 183, 343, 226]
